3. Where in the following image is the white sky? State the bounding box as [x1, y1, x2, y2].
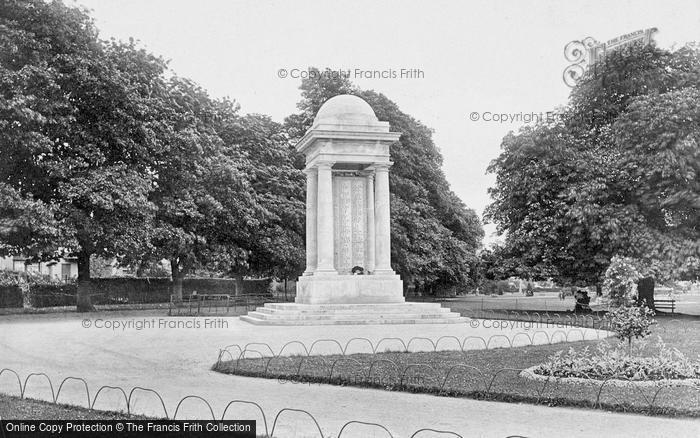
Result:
[75, 0, 700, 245]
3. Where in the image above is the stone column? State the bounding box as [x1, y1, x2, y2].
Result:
[315, 161, 337, 275]
[302, 167, 317, 275]
[374, 163, 394, 275]
[365, 172, 376, 273]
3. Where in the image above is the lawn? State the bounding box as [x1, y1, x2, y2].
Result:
[214, 315, 700, 417]
[0, 394, 149, 420]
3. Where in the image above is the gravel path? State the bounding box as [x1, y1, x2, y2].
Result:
[0, 311, 696, 437]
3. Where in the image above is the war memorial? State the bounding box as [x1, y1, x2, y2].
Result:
[242, 95, 463, 324]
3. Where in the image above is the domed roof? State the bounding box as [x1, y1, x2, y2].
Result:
[312, 94, 378, 127]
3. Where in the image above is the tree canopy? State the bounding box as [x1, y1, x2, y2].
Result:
[1, 0, 173, 308]
[0, 0, 306, 308]
[2, 2, 482, 309]
[485, 43, 700, 286]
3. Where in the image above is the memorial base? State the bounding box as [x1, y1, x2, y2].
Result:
[241, 275, 466, 325]
[295, 274, 404, 304]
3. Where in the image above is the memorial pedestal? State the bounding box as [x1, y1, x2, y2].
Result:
[295, 275, 403, 304]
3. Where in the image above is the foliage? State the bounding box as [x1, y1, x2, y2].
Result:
[218, 113, 305, 281]
[535, 339, 699, 381]
[0, 1, 308, 308]
[605, 304, 656, 353]
[603, 256, 641, 305]
[485, 43, 700, 285]
[0, 0, 176, 310]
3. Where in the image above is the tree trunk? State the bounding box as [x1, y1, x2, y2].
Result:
[76, 251, 95, 312]
[171, 258, 183, 302]
[637, 277, 655, 309]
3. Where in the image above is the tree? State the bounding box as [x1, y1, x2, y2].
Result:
[486, 42, 700, 290]
[217, 113, 305, 284]
[138, 78, 267, 300]
[285, 68, 484, 293]
[1, 0, 171, 310]
[605, 305, 656, 355]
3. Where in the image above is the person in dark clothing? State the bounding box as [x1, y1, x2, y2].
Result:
[574, 289, 592, 313]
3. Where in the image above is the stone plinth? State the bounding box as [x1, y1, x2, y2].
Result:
[296, 274, 403, 304]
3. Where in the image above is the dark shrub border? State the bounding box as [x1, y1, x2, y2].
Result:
[0, 285, 23, 308]
[1, 277, 273, 308]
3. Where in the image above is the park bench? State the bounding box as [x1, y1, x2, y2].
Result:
[169, 293, 232, 315]
[654, 299, 675, 313]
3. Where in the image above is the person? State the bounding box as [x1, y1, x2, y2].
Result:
[574, 289, 591, 313]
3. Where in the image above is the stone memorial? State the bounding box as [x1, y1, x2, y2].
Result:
[242, 95, 464, 324]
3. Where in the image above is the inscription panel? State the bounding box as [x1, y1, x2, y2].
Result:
[333, 176, 367, 273]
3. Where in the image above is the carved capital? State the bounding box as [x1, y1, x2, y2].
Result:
[316, 161, 335, 170]
[374, 162, 392, 172]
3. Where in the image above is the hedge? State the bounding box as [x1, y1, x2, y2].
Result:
[0, 285, 23, 308]
[28, 284, 77, 307]
[0, 277, 274, 308]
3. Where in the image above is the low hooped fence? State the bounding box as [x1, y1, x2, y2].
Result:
[0, 367, 480, 438]
[212, 333, 700, 417]
[215, 329, 612, 366]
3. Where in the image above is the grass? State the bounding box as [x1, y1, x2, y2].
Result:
[214, 315, 700, 418]
[0, 394, 149, 420]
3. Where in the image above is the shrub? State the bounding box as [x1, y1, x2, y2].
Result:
[604, 256, 640, 306]
[0, 285, 23, 308]
[27, 283, 77, 307]
[481, 280, 498, 295]
[605, 305, 656, 354]
[496, 280, 511, 294]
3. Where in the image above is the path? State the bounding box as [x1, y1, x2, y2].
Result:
[0, 311, 696, 437]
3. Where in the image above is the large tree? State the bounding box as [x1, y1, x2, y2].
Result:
[0, 0, 170, 310]
[216, 113, 306, 284]
[486, 42, 700, 294]
[285, 68, 484, 293]
[139, 79, 267, 300]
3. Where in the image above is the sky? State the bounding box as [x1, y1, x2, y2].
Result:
[75, 0, 700, 245]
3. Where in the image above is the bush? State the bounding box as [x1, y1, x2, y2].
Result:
[0, 285, 23, 308]
[604, 256, 640, 306]
[481, 280, 498, 295]
[27, 283, 77, 307]
[496, 280, 512, 294]
[535, 339, 700, 381]
[606, 305, 656, 354]
[0, 274, 274, 308]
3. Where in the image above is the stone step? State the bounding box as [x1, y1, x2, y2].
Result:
[254, 305, 451, 315]
[241, 301, 465, 325]
[263, 302, 445, 311]
[245, 311, 462, 321]
[240, 315, 468, 326]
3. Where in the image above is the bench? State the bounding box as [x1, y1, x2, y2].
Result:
[654, 299, 675, 313]
[169, 293, 232, 315]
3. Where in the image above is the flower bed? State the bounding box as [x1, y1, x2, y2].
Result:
[524, 341, 700, 386]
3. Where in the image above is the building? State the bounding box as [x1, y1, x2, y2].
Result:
[0, 256, 78, 281]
